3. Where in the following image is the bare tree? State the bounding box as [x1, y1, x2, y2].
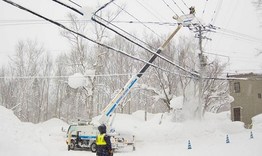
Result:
[176, 36, 198, 105]
[0, 67, 11, 108]
[131, 34, 181, 113]
[60, 13, 112, 120]
[202, 59, 229, 114]
[53, 53, 70, 120]
[8, 40, 46, 122]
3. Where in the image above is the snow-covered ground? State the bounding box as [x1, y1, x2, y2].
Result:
[0, 105, 262, 156]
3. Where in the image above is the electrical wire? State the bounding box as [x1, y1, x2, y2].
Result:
[161, 0, 179, 17]
[91, 2, 156, 50]
[217, 27, 262, 43]
[52, 0, 83, 15]
[180, 0, 190, 8]
[92, 0, 199, 77]
[2, 0, 260, 82]
[93, 15, 156, 50]
[92, 17, 199, 78]
[136, 0, 170, 21]
[112, 1, 164, 40]
[0, 73, 140, 79]
[210, 0, 223, 25]
[202, 0, 209, 17]
[134, 0, 164, 22]
[1, 0, 198, 79]
[68, 0, 81, 8]
[177, 0, 205, 28]
[171, 0, 186, 15]
[157, 0, 204, 74]
[0, 73, 252, 81]
[214, 30, 262, 45]
[0, 19, 177, 27]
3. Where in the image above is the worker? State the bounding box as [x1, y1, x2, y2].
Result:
[96, 124, 113, 156]
[189, 6, 195, 15]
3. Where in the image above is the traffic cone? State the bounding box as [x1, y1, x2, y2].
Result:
[226, 135, 230, 143]
[250, 131, 254, 139]
[188, 140, 192, 149]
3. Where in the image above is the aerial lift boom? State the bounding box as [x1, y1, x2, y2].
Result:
[98, 13, 195, 125]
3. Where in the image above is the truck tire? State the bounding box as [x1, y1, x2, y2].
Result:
[68, 141, 75, 151]
[90, 143, 96, 153]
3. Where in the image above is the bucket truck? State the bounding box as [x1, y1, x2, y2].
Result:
[66, 13, 195, 152]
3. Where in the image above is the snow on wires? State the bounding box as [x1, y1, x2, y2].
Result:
[1, 0, 199, 79]
[91, 0, 199, 77]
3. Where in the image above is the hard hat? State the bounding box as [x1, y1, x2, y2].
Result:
[98, 124, 106, 133]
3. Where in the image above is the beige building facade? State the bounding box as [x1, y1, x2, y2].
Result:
[228, 73, 262, 128]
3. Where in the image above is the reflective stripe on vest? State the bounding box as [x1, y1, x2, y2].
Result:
[96, 134, 107, 145]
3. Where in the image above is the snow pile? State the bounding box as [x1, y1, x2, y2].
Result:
[0, 106, 67, 156]
[0, 105, 20, 125]
[0, 105, 262, 156]
[252, 114, 262, 131]
[68, 73, 86, 89]
[170, 96, 183, 109]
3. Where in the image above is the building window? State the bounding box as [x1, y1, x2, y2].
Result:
[234, 82, 240, 93]
[258, 93, 261, 99]
[233, 107, 241, 121]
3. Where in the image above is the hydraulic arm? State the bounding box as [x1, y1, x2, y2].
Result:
[99, 21, 188, 124]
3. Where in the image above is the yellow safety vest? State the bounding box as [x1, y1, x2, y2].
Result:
[96, 134, 107, 145]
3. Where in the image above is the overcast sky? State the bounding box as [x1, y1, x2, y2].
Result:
[0, 0, 261, 73]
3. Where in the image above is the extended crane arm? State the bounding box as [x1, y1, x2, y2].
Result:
[98, 13, 195, 124]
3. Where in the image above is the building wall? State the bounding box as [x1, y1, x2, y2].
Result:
[229, 79, 262, 127]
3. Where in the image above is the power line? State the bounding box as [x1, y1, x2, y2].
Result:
[134, 0, 164, 22]
[136, 0, 170, 21]
[0, 73, 139, 79]
[216, 26, 262, 43]
[52, 0, 83, 15]
[0, 19, 178, 27]
[91, 2, 157, 51]
[68, 0, 82, 8]
[92, 0, 199, 77]
[202, 0, 209, 17]
[0, 74, 253, 81]
[214, 31, 262, 45]
[171, 0, 186, 15]
[161, 0, 179, 17]
[209, 0, 223, 25]
[2, 0, 198, 79]
[180, 0, 190, 8]
[112, 1, 164, 40]
[93, 15, 156, 51]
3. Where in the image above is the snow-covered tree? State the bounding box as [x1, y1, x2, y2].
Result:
[6, 40, 51, 123]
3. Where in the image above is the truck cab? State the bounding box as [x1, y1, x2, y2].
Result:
[66, 122, 98, 152]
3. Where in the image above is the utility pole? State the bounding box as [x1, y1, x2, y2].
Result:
[198, 25, 204, 119]
[194, 25, 212, 119]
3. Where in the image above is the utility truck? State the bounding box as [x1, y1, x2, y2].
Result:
[66, 7, 196, 153]
[66, 118, 135, 152]
[0, 0, 196, 153]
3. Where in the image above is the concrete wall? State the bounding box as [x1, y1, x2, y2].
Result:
[229, 79, 262, 127]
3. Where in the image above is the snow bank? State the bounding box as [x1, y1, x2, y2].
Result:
[252, 113, 262, 131]
[0, 106, 68, 156]
[0, 106, 262, 156]
[0, 105, 20, 125]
